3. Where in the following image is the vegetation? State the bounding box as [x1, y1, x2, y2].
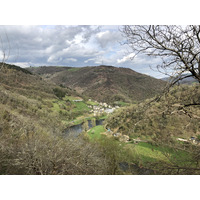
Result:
[53, 87, 66, 99]
[106, 84, 200, 139]
[105, 83, 200, 174]
[0, 64, 113, 175]
[1, 63, 200, 175]
[87, 125, 105, 140]
[27, 65, 166, 104]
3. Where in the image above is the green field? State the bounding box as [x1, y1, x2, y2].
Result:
[86, 126, 193, 172]
[72, 101, 90, 112]
[88, 125, 106, 140]
[67, 68, 81, 72]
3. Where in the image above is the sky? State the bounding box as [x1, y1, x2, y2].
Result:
[0, 25, 164, 78]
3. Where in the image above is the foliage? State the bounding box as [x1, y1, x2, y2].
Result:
[28, 65, 166, 103]
[0, 65, 113, 175]
[53, 87, 66, 99]
[105, 84, 200, 174]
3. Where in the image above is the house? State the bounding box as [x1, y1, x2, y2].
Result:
[177, 138, 188, 142]
[103, 103, 108, 107]
[73, 99, 83, 102]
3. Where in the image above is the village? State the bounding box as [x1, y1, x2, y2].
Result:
[87, 99, 120, 116]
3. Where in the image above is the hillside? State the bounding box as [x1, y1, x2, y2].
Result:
[161, 75, 198, 85]
[106, 84, 200, 145]
[105, 84, 200, 139]
[0, 63, 87, 137]
[1, 63, 200, 175]
[0, 63, 112, 175]
[27, 65, 166, 103]
[103, 84, 200, 174]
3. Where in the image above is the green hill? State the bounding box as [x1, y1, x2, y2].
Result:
[2, 63, 199, 175]
[102, 83, 200, 174]
[105, 84, 200, 139]
[0, 63, 111, 175]
[27, 65, 166, 104]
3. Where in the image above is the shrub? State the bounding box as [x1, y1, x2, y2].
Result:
[53, 88, 66, 99]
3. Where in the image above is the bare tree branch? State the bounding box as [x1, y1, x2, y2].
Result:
[121, 25, 200, 85]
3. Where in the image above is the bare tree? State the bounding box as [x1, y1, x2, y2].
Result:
[121, 25, 200, 86]
[0, 30, 10, 71]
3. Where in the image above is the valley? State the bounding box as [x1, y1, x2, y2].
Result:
[0, 63, 200, 175]
[27, 65, 166, 104]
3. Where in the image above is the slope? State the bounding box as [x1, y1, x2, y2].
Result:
[105, 84, 200, 140]
[0, 63, 111, 175]
[27, 65, 166, 103]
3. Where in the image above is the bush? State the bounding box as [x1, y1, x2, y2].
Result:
[53, 88, 66, 99]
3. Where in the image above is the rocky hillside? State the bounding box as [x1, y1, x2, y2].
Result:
[27, 65, 166, 103]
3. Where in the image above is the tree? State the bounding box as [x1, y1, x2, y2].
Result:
[0, 31, 10, 71]
[121, 25, 200, 86]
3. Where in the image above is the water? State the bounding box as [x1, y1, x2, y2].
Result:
[64, 119, 104, 137]
[119, 162, 155, 175]
[96, 119, 104, 126]
[64, 123, 83, 137]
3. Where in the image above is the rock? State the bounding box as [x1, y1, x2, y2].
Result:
[119, 135, 129, 142]
[113, 132, 122, 137]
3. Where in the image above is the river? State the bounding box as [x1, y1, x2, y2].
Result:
[64, 119, 104, 137]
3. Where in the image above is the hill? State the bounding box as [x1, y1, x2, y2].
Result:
[0, 63, 84, 134]
[161, 75, 198, 85]
[105, 83, 200, 139]
[1, 63, 200, 175]
[103, 83, 200, 174]
[0, 63, 111, 175]
[27, 65, 166, 104]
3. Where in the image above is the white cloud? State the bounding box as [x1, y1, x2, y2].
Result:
[64, 58, 77, 62]
[44, 45, 55, 54]
[84, 58, 95, 63]
[96, 30, 122, 48]
[0, 25, 163, 78]
[9, 62, 30, 68]
[117, 53, 135, 64]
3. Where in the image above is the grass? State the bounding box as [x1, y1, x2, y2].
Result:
[114, 101, 130, 107]
[98, 114, 108, 120]
[87, 127, 169, 163]
[52, 95, 107, 127]
[88, 125, 106, 140]
[127, 142, 170, 163]
[52, 96, 89, 115]
[86, 124, 193, 171]
[52, 101, 61, 112]
[125, 142, 192, 167]
[63, 95, 82, 101]
[86, 101, 99, 106]
[72, 101, 90, 112]
[67, 68, 81, 72]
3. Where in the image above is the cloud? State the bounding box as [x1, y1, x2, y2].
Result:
[64, 58, 77, 63]
[11, 62, 30, 68]
[0, 25, 163, 78]
[117, 53, 135, 64]
[96, 30, 122, 48]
